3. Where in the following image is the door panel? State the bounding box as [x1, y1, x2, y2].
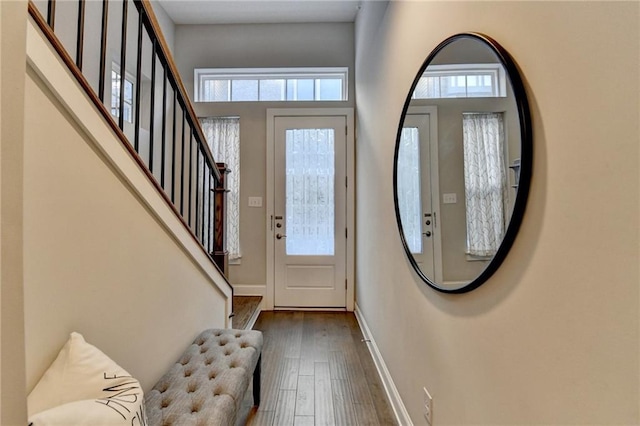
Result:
[274, 116, 346, 308]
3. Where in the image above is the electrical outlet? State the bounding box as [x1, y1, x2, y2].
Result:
[423, 387, 433, 425]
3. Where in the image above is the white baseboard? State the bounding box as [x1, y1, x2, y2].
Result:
[354, 304, 413, 426]
[243, 305, 262, 330]
[232, 284, 266, 298]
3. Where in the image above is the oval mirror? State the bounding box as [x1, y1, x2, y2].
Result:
[393, 33, 532, 293]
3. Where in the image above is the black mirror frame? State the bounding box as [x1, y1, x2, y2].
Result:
[393, 32, 533, 294]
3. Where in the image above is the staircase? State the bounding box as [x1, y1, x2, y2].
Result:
[232, 296, 263, 330]
[22, 0, 236, 398]
[28, 0, 231, 278]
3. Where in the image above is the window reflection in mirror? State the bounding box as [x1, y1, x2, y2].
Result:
[413, 63, 507, 99]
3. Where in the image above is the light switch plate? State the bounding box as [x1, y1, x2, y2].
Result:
[443, 193, 457, 204]
[248, 197, 263, 207]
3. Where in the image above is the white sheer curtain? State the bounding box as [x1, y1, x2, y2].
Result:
[462, 112, 507, 257]
[285, 128, 335, 256]
[200, 117, 241, 260]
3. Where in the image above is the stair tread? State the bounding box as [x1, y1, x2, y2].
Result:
[232, 296, 262, 330]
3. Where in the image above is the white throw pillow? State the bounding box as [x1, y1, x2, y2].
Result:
[29, 398, 146, 426]
[28, 332, 146, 425]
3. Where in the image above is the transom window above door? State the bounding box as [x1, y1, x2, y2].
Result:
[412, 63, 507, 99]
[194, 67, 348, 102]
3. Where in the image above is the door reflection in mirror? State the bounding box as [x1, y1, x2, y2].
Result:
[398, 108, 442, 283]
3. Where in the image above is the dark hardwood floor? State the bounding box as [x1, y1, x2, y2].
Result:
[240, 311, 397, 426]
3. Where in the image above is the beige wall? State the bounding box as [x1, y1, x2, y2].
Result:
[0, 0, 28, 424]
[175, 23, 355, 289]
[22, 21, 229, 395]
[355, 1, 639, 424]
[150, 0, 175, 54]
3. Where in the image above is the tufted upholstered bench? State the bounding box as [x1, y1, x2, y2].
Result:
[145, 329, 263, 426]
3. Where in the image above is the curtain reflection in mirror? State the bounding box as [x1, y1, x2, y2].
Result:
[462, 112, 507, 257]
[397, 127, 423, 254]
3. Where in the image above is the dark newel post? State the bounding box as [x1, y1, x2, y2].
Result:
[212, 162, 230, 276]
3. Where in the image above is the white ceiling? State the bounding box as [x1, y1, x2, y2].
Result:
[157, 0, 363, 25]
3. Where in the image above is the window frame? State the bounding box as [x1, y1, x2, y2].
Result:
[111, 64, 135, 123]
[413, 63, 507, 99]
[194, 67, 349, 102]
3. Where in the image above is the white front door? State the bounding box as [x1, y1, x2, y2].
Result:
[273, 115, 347, 308]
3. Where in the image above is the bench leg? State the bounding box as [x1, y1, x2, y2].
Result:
[253, 354, 261, 407]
